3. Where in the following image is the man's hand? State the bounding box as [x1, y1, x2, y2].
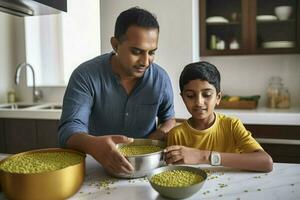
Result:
[89, 135, 134, 175]
[164, 145, 210, 165]
[66, 133, 134, 175]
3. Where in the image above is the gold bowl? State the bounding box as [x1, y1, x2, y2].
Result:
[0, 148, 85, 200]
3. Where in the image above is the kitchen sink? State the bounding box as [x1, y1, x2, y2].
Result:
[0, 104, 39, 109]
[39, 105, 62, 110]
[0, 103, 62, 111]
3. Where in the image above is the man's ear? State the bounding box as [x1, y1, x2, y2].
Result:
[110, 37, 118, 52]
[180, 92, 185, 103]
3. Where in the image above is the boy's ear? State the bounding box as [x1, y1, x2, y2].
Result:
[216, 92, 222, 105]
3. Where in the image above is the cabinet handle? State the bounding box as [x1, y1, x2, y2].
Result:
[256, 138, 300, 145]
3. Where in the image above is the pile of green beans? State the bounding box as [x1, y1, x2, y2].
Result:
[118, 145, 162, 156]
[151, 170, 203, 187]
[0, 152, 84, 174]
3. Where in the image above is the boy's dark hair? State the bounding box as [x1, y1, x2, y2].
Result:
[179, 61, 221, 93]
[114, 7, 159, 41]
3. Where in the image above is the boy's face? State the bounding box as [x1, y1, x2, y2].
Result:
[181, 79, 221, 121]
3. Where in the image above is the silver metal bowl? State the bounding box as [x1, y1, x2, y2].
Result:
[113, 139, 166, 178]
[147, 165, 207, 199]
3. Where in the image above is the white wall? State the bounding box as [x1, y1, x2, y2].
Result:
[0, 12, 26, 103]
[100, 0, 300, 118]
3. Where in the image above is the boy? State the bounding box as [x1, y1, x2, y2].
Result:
[165, 61, 273, 172]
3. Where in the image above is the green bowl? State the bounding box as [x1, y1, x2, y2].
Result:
[147, 165, 207, 199]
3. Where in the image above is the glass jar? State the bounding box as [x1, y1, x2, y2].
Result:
[7, 90, 16, 103]
[267, 77, 283, 108]
[277, 87, 290, 108]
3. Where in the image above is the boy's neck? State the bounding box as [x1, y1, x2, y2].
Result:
[188, 113, 216, 130]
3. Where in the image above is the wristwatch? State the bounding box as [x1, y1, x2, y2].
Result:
[210, 151, 221, 166]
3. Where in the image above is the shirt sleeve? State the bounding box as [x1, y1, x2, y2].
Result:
[157, 72, 175, 123]
[58, 67, 94, 147]
[167, 128, 177, 146]
[232, 119, 263, 153]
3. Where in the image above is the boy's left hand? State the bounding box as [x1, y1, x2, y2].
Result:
[164, 145, 211, 165]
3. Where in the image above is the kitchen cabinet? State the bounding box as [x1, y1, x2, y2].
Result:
[200, 0, 300, 56]
[0, 118, 59, 154]
[245, 124, 300, 163]
[36, 120, 60, 149]
[4, 119, 37, 154]
[0, 119, 5, 152]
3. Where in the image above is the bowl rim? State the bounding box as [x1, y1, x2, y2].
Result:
[274, 5, 292, 9]
[147, 165, 207, 189]
[0, 148, 86, 175]
[116, 138, 166, 158]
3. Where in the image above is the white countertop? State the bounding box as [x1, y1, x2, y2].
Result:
[215, 107, 300, 126]
[0, 103, 300, 125]
[1, 154, 299, 200]
[0, 102, 62, 120]
[179, 107, 300, 126]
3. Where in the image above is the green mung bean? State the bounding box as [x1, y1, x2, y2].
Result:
[151, 170, 203, 187]
[118, 145, 161, 156]
[0, 152, 84, 174]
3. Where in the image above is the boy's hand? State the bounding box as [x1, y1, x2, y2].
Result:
[164, 145, 211, 165]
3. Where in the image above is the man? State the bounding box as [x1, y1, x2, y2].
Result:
[58, 7, 176, 175]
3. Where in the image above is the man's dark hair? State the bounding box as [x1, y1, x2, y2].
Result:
[179, 61, 221, 93]
[114, 7, 159, 41]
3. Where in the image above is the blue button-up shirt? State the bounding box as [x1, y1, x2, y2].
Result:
[58, 53, 175, 146]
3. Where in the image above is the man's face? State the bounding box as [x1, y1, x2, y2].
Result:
[112, 26, 159, 78]
[181, 79, 221, 121]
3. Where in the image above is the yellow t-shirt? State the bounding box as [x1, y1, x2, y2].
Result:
[167, 113, 263, 153]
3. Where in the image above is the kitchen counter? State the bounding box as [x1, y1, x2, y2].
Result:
[0, 103, 300, 125]
[0, 102, 62, 120]
[215, 107, 300, 126]
[0, 154, 299, 200]
[179, 107, 300, 126]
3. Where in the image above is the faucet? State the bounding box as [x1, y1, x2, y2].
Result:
[15, 62, 43, 103]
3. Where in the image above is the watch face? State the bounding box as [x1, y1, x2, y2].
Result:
[211, 152, 221, 166]
[212, 154, 220, 164]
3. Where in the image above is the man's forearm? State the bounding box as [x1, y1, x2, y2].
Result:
[66, 132, 95, 154]
[148, 118, 176, 140]
[158, 118, 176, 133]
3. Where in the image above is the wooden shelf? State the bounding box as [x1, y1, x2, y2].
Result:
[206, 22, 241, 26]
[200, 0, 300, 56]
[256, 19, 296, 24]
